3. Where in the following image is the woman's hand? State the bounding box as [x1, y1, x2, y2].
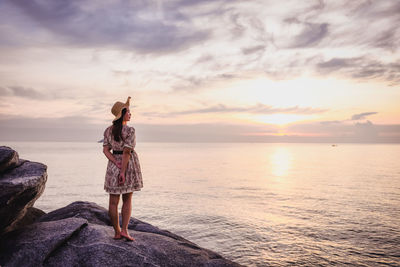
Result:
[114, 161, 122, 169]
[118, 172, 125, 185]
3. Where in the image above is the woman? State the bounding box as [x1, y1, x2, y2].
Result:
[103, 96, 143, 241]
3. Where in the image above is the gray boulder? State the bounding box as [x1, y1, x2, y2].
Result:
[0, 146, 19, 173]
[0, 201, 242, 267]
[39, 201, 193, 242]
[0, 147, 47, 233]
[10, 206, 46, 230]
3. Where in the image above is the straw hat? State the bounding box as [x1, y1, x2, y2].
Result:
[111, 96, 131, 122]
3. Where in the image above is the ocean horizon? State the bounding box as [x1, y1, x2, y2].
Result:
[2, 139, 400, 143]
[2, 141, 400, 266]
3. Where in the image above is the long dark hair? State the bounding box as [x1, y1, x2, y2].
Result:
[112, 108, 127, 142]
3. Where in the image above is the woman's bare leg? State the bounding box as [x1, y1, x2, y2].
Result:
[109, 194, 121, 239]
[121, 192, 134, 240]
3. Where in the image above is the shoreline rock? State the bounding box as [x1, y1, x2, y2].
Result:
[0, 147, 242, 266]
[0, 146, 19, 172]
[1, 201, 242, 267]
[0, 146, 47, 234]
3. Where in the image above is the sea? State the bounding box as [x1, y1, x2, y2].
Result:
[3, 142, 400, 266]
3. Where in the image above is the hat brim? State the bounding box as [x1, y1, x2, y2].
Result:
[112, 104, 129, 122]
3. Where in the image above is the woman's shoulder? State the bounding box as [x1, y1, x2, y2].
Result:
[122, 125, 135, 135]
[103, 125, 113, 135]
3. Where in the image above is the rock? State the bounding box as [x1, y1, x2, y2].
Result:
[0, 148, 240, 266]
[0, 156, 47, 234]
[10, 207, 46, 230]
[0, 217, 88, 267]
[39, 201, 192, 242]
[0, 201, 242, 267]
[39, 201, 111, 226]
[0, 146, 19, 172]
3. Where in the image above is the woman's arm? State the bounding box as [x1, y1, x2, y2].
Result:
[118, 147, 131, 185]
[103, 146, 121, 169]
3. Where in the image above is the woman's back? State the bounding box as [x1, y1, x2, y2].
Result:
[103, 125, 136, 151]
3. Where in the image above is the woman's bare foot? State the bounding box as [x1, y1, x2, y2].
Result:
[120, 231, 134, 241]
[113, 233, 122, 240]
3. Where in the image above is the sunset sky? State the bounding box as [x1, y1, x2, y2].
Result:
[0, 0, 399, 142]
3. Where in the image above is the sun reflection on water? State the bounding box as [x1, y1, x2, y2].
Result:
[270, 148, 292, 177]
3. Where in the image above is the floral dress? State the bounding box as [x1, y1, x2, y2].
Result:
[103, 125, 143, 194]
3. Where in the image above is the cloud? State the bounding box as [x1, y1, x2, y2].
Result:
[287, 120, 400, 143]
[0, 115, 102, 128]
[112, 70, 132, 77]
[319, 120, 342, 125]
[135, 122, 279, 142]
[374, 28, 399, 51]
[0, 85, 87, 100]
[0, 0, 399, 122]
[1, 114, 399, 143]
[143, 103, 327, 117]
[0, 115, 103, 141]
[229, 13, 246, 38]
[317, 58, 350, 70]
[316, 57, 400, 84]
[195, 54, 215, 64]
[349, 1, 400, 51]
[353, 120, 378, 140]
[0, 86, 46, 99]
[317, 112, 378, 124]
[171, 72, 241, 92]
[0, 114, 279, 142]
[289, 23, 329, 48]
[351, 112, 378, 121]
[241, 45, 265, 55]
[3, 0, 211, 53]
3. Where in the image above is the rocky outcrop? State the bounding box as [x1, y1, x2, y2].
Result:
[0, 201, 241, 267]
[0, 146, 47, 234]
[0, 147, 241, 266]
[0, 146, 19, 173]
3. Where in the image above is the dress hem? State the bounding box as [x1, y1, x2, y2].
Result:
[105, 187, 142, 194]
